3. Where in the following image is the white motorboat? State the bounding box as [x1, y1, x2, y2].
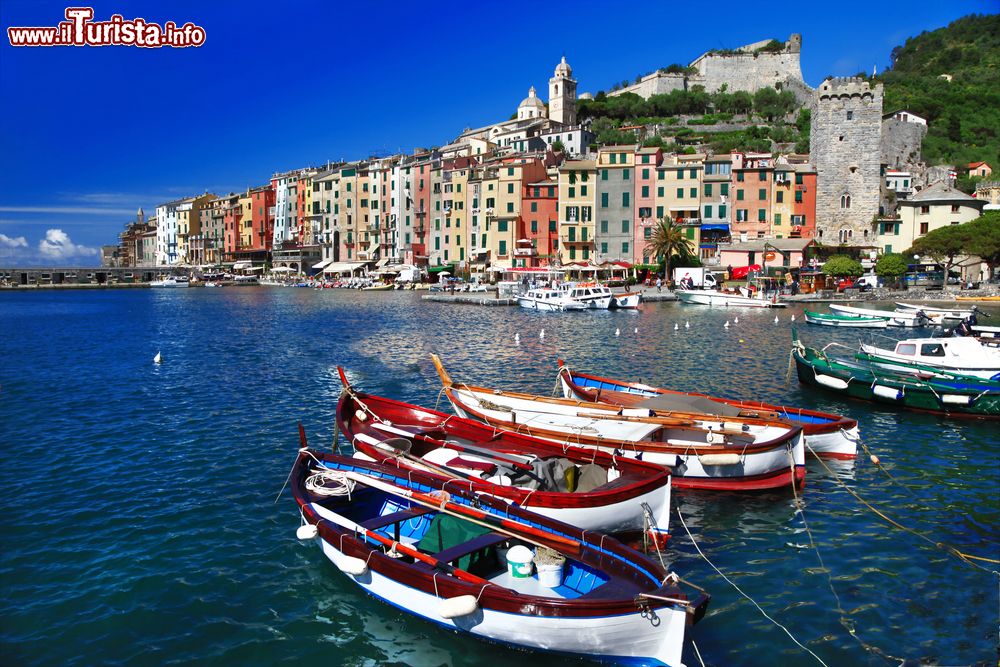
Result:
[610, 291, 642, 309]
[517, 288, 586, 311]
[559, 284, 613, 309]
[149, 276, 190, 288]
[676, 287, 785, 308]
[895, 302, 982, 321]
[858, 336, 1000, 381]
[829, 304, 941, 326]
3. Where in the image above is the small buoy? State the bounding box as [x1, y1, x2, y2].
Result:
[439, 595, 479, 619]
[615, 328, 620, 336]
[153, 351, 162, 364]
[774, 315, 779, 324]
[539, 328, 545, 339]
[734, 316, 739, 324]
[739, 339, 745, 343]
[296, 524, 318, 541]
[791, 315, 796, 322]
[633, 327, 638, 334]
[674, 323, 679, 331]
[336, 555, 369, 576]
[870, 455, 880, 465]
[724, 320, 730, 329]
[514, 333, 520, 343]
[685, 320, 690, 329]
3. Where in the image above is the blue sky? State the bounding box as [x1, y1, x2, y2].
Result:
[0, 0, 995, 265]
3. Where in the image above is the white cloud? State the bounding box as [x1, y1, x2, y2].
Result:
[0, 233, 28, 248]
[37, 229, 98, 260]
[0, 205, 136, 216]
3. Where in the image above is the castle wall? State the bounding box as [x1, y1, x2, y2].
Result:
[881, 118, 926, 169]
[610, 73, 687, 99]
[691, 51, 806, 98]
[810, 78, 884, 246]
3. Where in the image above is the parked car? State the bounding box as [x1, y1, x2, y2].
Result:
[836, 278, 873, 293]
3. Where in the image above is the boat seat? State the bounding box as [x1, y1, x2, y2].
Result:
[360, 507, 433, 531]
[433, 532, 508, 565]
[577, 578, 645, 600]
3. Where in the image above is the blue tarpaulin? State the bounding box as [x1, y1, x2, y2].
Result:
[700, 224, 730, 231]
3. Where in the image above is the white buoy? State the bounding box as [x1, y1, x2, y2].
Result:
[615, 328, 620, 336]
[674, 323, 679, 331]
[734, 316, 739, 324]
[296, 524, 318, 541]
[514, 333, 520, 343]
[633, 327, 638, 334]
[724, 320, 730, 329]
[685, 320, 690, 329]
[539, 328, 545, 339]
[774, 315, 779, 324]
[153, 351, 162, 364]
[791, 314, 796, 322]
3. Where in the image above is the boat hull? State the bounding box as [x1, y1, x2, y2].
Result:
[610, 292, 642, 309]
[676, 289, 785, 308]
[804, 311, 888, 328]
[828, 304, 940, 326]
[556, 365, 859, 460]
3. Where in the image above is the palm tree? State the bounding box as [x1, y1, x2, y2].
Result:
[645, 217, 694, 284]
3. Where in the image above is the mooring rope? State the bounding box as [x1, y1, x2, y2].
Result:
[808, 444, 1000, 572]
[675, 505, 830, 667]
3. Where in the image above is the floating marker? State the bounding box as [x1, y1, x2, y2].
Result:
[514, 332, 520, 342]
[685, 320, 690, 329]
[774, 315, 779, 324]
[633, 327, 638, 334]
[739, 339, 745, 343]
[791, 315, 796, 322]
[153, 351, 162, 364]
[674, 323, 679, 331]
[734, 316, 739, 324]
[615, 328, 620, 336]
[724, 320, 730, 329]
[539, 328, 545, 339]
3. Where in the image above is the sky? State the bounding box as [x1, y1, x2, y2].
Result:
[1, 0, 996, 266]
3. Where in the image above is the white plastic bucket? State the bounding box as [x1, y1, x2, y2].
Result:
[536, 562, 564, 588]
[506, 545, 534, 578]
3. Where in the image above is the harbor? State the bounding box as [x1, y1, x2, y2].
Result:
[1, 287, 996, 666]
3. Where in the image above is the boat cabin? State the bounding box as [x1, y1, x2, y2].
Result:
[892, 337, 986, 361]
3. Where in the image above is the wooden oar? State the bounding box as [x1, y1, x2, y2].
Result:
[342, 470, 581, 555]
[306, 503, 490, 586]
[372, 437, 479, 481]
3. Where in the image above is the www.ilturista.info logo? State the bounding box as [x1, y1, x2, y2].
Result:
[7, 7, 206, 48]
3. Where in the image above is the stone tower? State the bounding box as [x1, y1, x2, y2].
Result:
[810, 77, 883, 246]
[549, 56, 577, 126]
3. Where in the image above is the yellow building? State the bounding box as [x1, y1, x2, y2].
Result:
[558, 158, 597, 264]
[878, 181, 985, 254]
[655, 154, 704, 256]
[771, 164, 795, 239]
[468, 162, 500, 270]
[175, 193, 215, 264]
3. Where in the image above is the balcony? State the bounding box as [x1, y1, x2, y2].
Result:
[514, 247, 537, 257]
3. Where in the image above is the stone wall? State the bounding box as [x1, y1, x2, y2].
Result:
[881, 118, 926, 169]
[611, 72, 687, 99]
[810, 78, 884, 246]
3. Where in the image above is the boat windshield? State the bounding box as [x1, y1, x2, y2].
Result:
[896, 343, 916, 356]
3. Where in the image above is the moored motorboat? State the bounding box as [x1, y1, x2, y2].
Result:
[894, 302, 982, 321]
[292, 448, 709, 667]
[804, 309, 888, 328]
[559, 283, 613, 309]
[857, 336, 1000, 381]
[517, 288, 587, 311]
[335, 371, 673, 534]
[828, 303, 939, 326]
[676, 288, 785, 308]
[149, 276, 190, 288]
[610, 291, 642, 309]
[431, 355, 805, 491]
[792, 333, 1000, 418]
[554, 361, 859, 460]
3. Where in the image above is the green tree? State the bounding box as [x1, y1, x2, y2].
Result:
[551, 140, 565, 153]
[962, 211, 1000, 280]
[822, 255, 864, 277]
[907, 223, 971, 291]
[645, 217, 695, 283]
[875, 252, 908, 277]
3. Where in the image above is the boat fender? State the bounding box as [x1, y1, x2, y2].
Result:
[723, 422, 745, 432]
[941, 394, 973, 405]
[871, 384, 902, 401]
[439, 595, 479, 619]
[698, 453, 741, 466]
[336, 555, 369, 576]
[355, 409, 368, 422]
[815, 374, 849, 390]
[296, 524, 319, 541]
[706, 432, 726, 444]
[621, 408, 655, 418]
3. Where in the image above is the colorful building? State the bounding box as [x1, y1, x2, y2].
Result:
[731, 152, 773, 241]
[595, 146, 637, 265]
[557, 158, 597, 264]
[521, 177, 559, 267]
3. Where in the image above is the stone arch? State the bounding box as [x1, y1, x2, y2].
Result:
[840, 193, 852, 209]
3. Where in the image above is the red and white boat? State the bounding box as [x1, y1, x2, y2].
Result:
[555, 361, 860, 460]
[292, 449, 709, 667]
[336, 369, 673, 534]
[432, 355, 805, 491]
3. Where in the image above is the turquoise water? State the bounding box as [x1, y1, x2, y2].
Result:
[1, 288, 997, 666]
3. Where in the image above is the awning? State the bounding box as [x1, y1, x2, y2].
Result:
[323, 261, 368, 274]
[376, 258, 390, 267]
[701, 224, 730, 231]
[312, 258, 333, 270]
[428, 264, 457, 273]
[245, 266, 264, 272]
[232, 261, 252, 270]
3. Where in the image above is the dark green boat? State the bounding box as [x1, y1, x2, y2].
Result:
[792, 332, 1000, 418]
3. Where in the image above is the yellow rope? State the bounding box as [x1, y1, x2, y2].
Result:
[809, 444, 1000, 571]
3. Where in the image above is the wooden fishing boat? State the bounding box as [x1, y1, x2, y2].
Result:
[431, 355, 805, 491]
[335, 371, 673, 534]
[828, 303, 940, 327]
[792, 333, 1000, 418]
[858, 336, 1000, 381]
[804, 309, 888, 329]
[610, 292, 642, 309]
[554, 361, 859, 460]
[292, 448, 709, 667]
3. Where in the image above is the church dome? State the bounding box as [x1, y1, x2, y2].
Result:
[554, 56, 572, 78]
[519, 86, 546, 110]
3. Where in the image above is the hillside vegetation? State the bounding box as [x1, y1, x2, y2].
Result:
[880, 13, 1000, 173]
